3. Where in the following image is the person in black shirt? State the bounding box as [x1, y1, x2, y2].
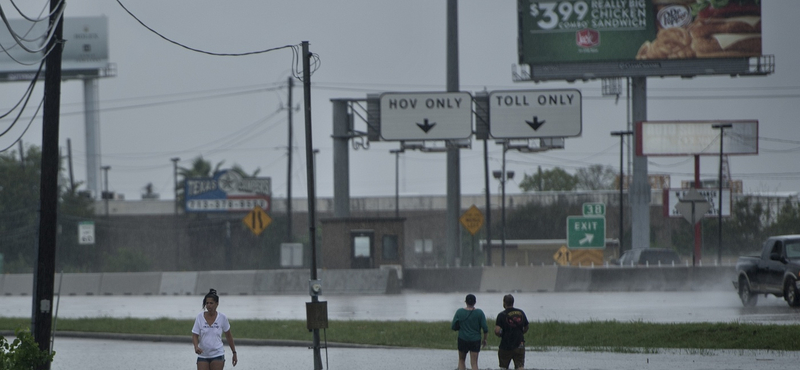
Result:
[494, 294, 529, 369]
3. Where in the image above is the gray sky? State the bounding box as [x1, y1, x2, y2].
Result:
[2, 0, 799, 201]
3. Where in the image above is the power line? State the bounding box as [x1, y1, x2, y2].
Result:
[114, 0, 297, 57]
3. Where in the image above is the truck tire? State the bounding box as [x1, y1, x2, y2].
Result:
[739, 276, 758, 307]
[784, 278, 800, 307]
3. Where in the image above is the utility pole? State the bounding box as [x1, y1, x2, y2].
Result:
[286, 76, 294, 242]
[34, 1, 64, 366]
[301, 41, 323, 370]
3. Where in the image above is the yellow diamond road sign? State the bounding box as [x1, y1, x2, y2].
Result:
[553, 245, 572, 266]
[459, 205, 484, 236]
[243, 207, 271, 236]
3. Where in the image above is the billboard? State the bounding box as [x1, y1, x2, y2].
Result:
[636, 120, 758, 156]
[517, 0, 765, 79]
[185, 170, 271, 213]
[0, 16, 111, 81]
[663, 188, 731, 218]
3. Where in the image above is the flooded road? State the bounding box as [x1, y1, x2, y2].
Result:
[4, 291, 800, 324]
[48, 337, 799, 370]
[5, 291, 800, 369]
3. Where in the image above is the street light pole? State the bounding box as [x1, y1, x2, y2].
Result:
[611, 131, 633, 254]
[493, 140, 514, 267]
[101, 165, 111, 216]
[712, 123, 732, 265]
[171, 157, 179, 215]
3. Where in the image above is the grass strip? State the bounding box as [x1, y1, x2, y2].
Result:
[1, 318, 798, 352]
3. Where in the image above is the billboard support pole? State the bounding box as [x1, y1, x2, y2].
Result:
[694, 155, 701, 266]
[630, 77, 650, 250]
[445, 0, 461, 267]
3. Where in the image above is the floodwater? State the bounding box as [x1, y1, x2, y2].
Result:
[48, 337, 800, 370]
[5, 292, 800, 369]
[4, 291, 800, 324]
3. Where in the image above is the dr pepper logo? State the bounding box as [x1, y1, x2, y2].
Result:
[576, 29, 600, 48]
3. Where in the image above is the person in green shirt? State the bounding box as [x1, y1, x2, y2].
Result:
[451, 294, 489, 370]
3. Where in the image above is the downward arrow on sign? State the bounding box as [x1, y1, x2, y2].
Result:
[526, 116, 545, 130]
[417, 118, 436, 133]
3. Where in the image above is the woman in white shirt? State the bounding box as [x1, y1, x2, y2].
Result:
[192, 289, 238, 369]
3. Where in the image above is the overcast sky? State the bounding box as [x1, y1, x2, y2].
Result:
[1, 0, 799, 201]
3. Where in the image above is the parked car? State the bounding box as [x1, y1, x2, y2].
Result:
[733, 235, 800, 307]
[616, 248, 682, 266]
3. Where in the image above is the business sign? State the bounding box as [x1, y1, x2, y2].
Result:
[0, 16, 111, 80]
[567, 216, 605, 249]
[185, 170, 271, 212]
[637, 120, 758, 156]
[663, 188, 730, 218]
[379, 92, 472, 141]
[489, 89, 581, 138]
[517, 0, 765, 79]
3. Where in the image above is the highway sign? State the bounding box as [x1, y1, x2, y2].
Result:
[459, 205, 484, 236]
[489, 89, 581, 139]
[674, 189, 712, 225]
[78, 221, 95, 245]
[582, 203, 605, 216]
[567, 216, 605, 249]
[379, 92, 472, 141]
[243, 207, 271, 236]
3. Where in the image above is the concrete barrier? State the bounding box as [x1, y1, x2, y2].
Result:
[322, 269, 401, 294]
[2, 274, 32, 295]
[479, 266, 558, 292]
[196, 271, 257, 295]
[59, 273, 102, 295]
[159, 271, 198, 295]
[554, 267, 592, 292]
[100, 272, 162, 295]
[403, 268, 482, 292]
[253, 270, 309, 295]
[0, 265, 737, 296]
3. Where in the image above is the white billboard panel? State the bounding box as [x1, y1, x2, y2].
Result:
[637, 120, 758, 157]
[0, 16, 110, 80]
[663, 188, 730, 218]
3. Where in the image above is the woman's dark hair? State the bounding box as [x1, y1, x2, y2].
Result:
[203, 288, 219, 309]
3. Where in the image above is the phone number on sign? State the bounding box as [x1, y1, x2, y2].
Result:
[186, 198, 269, 212]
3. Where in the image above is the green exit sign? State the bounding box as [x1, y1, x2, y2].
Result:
[567, 216, 606, 249]
[583, 203, 605, 216]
